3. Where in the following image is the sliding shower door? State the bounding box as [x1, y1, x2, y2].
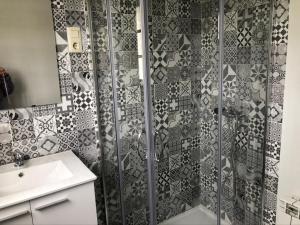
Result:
[220, 0, 273, 224]
[145, 0, 222, 224]
[89, 0, 272, 224]
[102, 0, 152, 224]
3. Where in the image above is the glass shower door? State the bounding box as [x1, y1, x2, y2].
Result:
[143, 0, 222, 224]
[220, 0, 273, 224]
[90, 0, 223, 224]
[94, 0, 275, 224]
[103, 0, 152, 224]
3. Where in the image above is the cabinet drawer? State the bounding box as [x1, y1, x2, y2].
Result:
[30, 182, 97, 225]
[0, 202, 32, 225]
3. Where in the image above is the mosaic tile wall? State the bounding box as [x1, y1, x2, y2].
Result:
[0, 0, 107, 224]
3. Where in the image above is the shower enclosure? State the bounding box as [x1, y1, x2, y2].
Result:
[87, 0, 274, 224]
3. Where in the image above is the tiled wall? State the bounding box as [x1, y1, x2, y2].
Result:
[0, 0, 106, 224]
[0, 0, 97, 166]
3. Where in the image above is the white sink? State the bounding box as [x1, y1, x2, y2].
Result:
[0, 160, 73, 197]
[0, 151, 96, 209]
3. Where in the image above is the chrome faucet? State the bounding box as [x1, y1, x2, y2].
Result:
[13, 152, 29, 167]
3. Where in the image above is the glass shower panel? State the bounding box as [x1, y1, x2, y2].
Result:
[87, 0, 122, 224]
[105, 0, 151, 224]
[148, 0, 221, 224]
[221, 0, 273, 224]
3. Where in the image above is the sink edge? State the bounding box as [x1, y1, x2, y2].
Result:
[0, 151, 97, 209]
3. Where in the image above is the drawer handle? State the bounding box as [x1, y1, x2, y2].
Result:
[35, 197, 69, 211]
[0, 209, 30, 222]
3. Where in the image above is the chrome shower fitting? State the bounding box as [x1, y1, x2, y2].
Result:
[213, 106, 246, 119]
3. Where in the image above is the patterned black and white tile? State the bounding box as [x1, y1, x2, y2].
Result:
[0, 1, 291, 225]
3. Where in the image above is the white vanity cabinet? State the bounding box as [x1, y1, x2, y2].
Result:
[31, 182, 97, 225]
[0, 202, 32, 225]
[0, 152, 97, 225]
[0, 182, 97, 225]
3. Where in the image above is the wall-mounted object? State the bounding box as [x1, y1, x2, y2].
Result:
[0, 0, 61, 110]
[279, 196, 300, 219]
[67, 27, 83, 53]
[0, 123, 12, 144]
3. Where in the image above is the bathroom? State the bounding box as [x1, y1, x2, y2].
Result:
[0, 0, 298, 224]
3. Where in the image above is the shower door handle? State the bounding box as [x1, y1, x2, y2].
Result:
[153, 130, 163, 145]
[154, 153, 159, 162]
[136, 129, 148, 162]
[144, 131, 160, 162]
[153, 130, 161, 162]
[138, 130, 143, 140]
[145, 152, 159, 162]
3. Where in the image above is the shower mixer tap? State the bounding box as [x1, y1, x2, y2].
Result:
[213, 107, 245, 119]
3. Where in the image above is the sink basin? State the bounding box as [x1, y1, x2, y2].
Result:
[0, 151, 96, 209]
[0, 160, 73, 197]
